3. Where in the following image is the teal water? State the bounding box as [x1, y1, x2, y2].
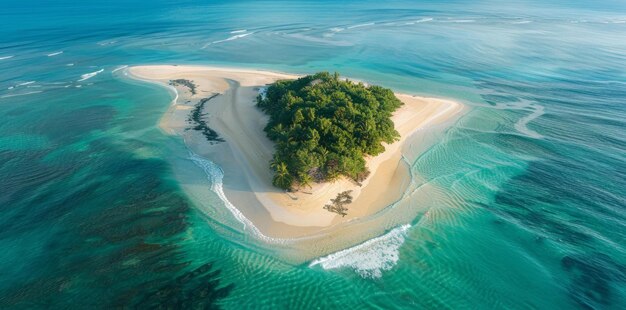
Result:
[1, 0, 625, 308]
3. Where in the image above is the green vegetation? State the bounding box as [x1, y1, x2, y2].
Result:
[169, 79, 197, 95]
[257, 72, 403, 190]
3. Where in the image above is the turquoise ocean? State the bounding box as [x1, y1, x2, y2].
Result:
[1, 0, 625, 308]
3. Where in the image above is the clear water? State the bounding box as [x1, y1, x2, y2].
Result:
[1, 0, 625, 308]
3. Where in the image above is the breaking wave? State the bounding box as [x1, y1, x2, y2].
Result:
[112, 65, 128, 73]
[443, 19, 476, 23]
[347, 22, 375, 29]
[203, 32, 254, 48]
[0, 91, 43, 99]
[406, 17, 434, 25]
[309, 224, 411, 278]
[324, 27, 345, 37]
[189, 151, 290, 245]
[78, 69, 104, 82]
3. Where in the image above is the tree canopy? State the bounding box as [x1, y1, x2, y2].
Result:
[257, 72, 403, 190]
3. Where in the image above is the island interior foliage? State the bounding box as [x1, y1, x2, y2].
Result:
[257, 72, 403, 190]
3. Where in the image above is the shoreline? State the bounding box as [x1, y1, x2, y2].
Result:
[124, 65, 465, 245]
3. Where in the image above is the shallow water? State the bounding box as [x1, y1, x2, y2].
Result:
[1, 0, 625, 308]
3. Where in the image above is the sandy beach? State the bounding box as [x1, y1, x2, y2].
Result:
[127, 65, 464, 240]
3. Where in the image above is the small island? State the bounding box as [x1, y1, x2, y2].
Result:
[126, 65, 463, 235]
[257, 72, 403, 192]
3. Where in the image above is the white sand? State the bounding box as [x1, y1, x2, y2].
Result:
[127, 65, 464, 238]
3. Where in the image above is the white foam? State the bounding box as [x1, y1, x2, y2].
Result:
[189, 151, 290, 244]
[347, 22, 375, 29]
[514, 104, 544, 139]
[407, 17, 434, 25]
[77, 69, 104, 82]
[230, 29, 247, 33]
[309, 224, 411, 278]
[47, 51, 63, 57]
[0, 55, 14, 60]
[324, 27, 345, 37]
[112, 65, 128, 73]
[0, 91, 42, 99]
[512, 20, 532, 24]
[213, 32, 253, 43]
[203, 32, 254, 48]
[17, 81, 36, 86]
[66, 63, 74, 66]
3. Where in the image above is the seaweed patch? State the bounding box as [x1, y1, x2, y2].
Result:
[188, 94, 224, 144]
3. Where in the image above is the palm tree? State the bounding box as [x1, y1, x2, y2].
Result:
[298, 172, 313, 189]
[318, 147, 329, 162]
[271, 161, 292, 190]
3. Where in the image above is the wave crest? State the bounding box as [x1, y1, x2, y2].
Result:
[309, 224, 411, 278]
[78, 69, 104, 82]
[203, 32, 254, 48]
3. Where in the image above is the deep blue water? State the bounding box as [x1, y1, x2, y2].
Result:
[1, 1, 625, 308]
